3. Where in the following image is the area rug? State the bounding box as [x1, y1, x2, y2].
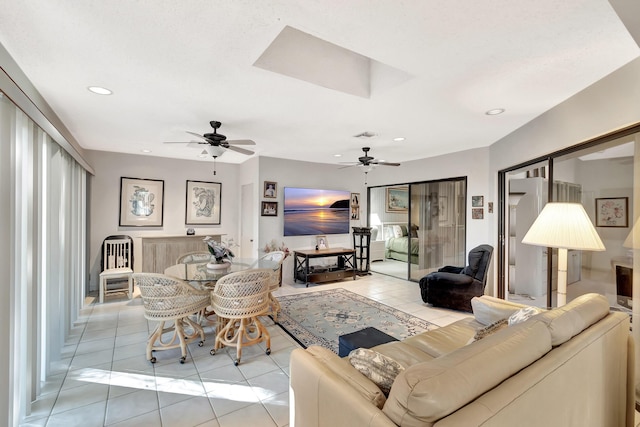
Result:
[276, 288, 437, 353]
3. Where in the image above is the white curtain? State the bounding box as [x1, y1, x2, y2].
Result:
[0, 92, 87, 424]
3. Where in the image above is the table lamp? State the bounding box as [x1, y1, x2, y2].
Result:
[522, 202, 605, 306]
[370, 213, 382, 241]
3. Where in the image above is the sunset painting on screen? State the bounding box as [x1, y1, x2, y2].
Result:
[284, 187, 350, 236]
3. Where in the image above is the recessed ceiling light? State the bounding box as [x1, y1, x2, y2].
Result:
[333, 154, 342, 157]
[393, 137, 405, 142]
[88, 86, 112, 95]
[485, 108, 505, 115]
[141, 149, 152, 153]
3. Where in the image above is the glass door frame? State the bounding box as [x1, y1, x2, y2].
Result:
[497, 122, 640, 305]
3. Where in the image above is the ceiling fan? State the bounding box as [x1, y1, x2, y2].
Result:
[340, 147, 401, 168]
[340, 147, 400, 184]
[165, 120, 256, 156]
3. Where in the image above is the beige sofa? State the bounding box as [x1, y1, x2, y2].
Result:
[289, 293, 633, 427]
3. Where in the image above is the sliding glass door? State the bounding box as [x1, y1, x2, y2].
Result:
[369, 178, 466, 281]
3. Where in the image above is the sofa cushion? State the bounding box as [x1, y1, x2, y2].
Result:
[399, 318, 479, 358]
[349, 348, 405, 395]
[382, 320, 552, 426]
[471, 295, 532, 325]
[532, 293, 610, 346]
[306, 345, 387, 409]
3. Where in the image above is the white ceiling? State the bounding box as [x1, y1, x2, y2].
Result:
[0, 1, 638, 166]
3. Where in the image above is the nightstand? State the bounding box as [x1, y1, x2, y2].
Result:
[370, 240, 385, 262]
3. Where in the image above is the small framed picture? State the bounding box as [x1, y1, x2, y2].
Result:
[471, 195, 484, 207]
[472, 208, 484, 220]
[185, 180, 221, 225]
[351, 193, 360, 207]
[351, 206, 360, 220]
[119, 177, 164, 227]
[264, 181, 277, 198]
[261, 201, 278, 216]
[316, 235, 329, 249]
[595, 197, 628, 227]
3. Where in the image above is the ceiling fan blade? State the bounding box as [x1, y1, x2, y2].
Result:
[227, 139, 256, 146]
[226, 145, 254, 156]
[371, 161, 401, 166]
[186, 131, 208, 141]
[163, 141, 192, 144]
[186, 142, 208, 149]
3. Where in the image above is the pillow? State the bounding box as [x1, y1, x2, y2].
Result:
[349, 348, 405, 395]
[471, 295, 532, 326]
[392, 225, 403, 238]
[508, 306, 543, 326]
[467, 318, 508, 344]
[400, 225, 408, 236]
[410, 224, 418, 238]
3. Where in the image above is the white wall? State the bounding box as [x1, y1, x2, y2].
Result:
[86, 150, 240, 291]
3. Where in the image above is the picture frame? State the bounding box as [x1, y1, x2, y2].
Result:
[264, 181, 277, 198]
[471, 195, 484, 207]
[596, 197, 628, 228]
[472, 208, 484, 220]
[386, 186, 408, 212]
[316, 235, 329, 249]
[261, 201, 278, 216]
[185, 180, 221, 225]
[119, 177, 164, 227]
[351, 192, 360, 220]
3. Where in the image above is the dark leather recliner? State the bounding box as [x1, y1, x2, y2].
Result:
[419, 244, 493, 312]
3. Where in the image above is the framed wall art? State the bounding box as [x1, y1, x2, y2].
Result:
[264, 181, 277, 198]
[471, 195, 484, 207]
[472, 208, 484, 220]
[186, 180, 221, 225]
[386, 186, 408, 212]
[119, 177, 164, 227]
[262, 201, 278, 216]
[595, 197, 628, 228]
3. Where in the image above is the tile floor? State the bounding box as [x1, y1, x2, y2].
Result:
[22, 270, 640, 426]
[20, 272, 470, 427]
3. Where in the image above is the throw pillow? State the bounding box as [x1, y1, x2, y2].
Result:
[349, 348, 405, 395]
[467, 318, 508, 344]
[392, 225, 403, 238]
[508, 306, 544, 326]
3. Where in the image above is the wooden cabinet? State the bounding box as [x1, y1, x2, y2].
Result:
[293, 248, 356, 287]
[141, 235, 221, 273]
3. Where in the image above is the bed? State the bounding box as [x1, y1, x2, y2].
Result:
[384, 224, 419, 264]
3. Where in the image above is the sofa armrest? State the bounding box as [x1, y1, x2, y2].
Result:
[290, 348, 397, 427]
[428, 271, 474, 286]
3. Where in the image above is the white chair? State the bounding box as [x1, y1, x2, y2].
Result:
[254, 251, 286, 323]
[134, 273, 210, 364]
[210, 268, 273, 365]
[99, 236, 133, 303]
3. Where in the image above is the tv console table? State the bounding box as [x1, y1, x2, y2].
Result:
[293, 248, 356, 287]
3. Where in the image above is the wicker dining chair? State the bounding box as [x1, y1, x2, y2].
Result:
[253, 251, 286, 323]
[134, 273, 210, 364]
[210, 268, 273, 365]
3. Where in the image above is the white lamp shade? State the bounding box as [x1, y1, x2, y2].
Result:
[522, 202, 605, 251]
[370, 213, 382, 227]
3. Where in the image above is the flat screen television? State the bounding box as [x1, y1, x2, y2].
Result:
[283, 187, 351, 236]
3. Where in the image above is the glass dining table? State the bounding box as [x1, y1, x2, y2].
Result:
[164, 257, 279, 290]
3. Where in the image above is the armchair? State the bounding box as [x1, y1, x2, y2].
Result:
[419, 244, 493, 312]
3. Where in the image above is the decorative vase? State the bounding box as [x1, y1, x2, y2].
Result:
[206, 260, 230, 271]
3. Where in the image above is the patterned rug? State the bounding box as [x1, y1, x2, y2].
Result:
[276, 288, 437, 353]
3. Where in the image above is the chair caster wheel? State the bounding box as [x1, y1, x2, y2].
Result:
[210, 349, 216, 356]
[180, 357, 186, 364]
[234, 359, 240, 366]
[150, 357, 156, 364]
[198, 340, 204, 347]
[266, 348, 271, 355]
